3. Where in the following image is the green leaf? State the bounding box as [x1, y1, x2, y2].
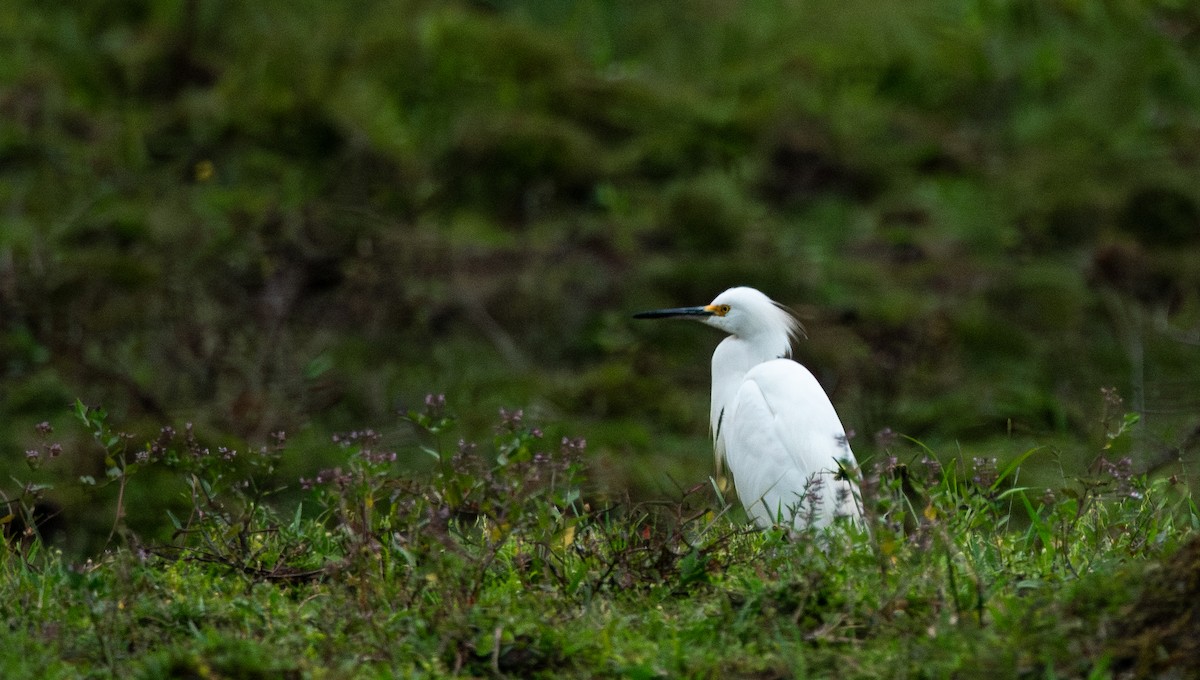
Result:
[992, 447, 1045, 492]
[1017, 489, 1054, 551]
[290, 503, 304, 533]
[678, 549, 710, 588]
[73, 398, 89, 425]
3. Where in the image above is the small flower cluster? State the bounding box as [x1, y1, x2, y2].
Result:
[919, 456, 942, 486]
[971, 456, 999, 489]
[874, 427, 898, 450]
[424, 393, 446, 418]
[1100, 386, 1123, 415]
[1096, 455, 1139, 499]
[449, 438, 479, 470]
[361, 449, 398, 466]
[132, 421, 281, 472]
[141, 425, 178, 463]
[332, 429, 382, 447]
[881, 455, 901, 475]
[559, 436, 586, 457]
[299, 430, 398, 491]
[798, 474, 828, 528]
[498, 407, 539, 436]
[336, 429, 396, 465]
[300, 467, 355, 491]
[24, 421, 63, 470]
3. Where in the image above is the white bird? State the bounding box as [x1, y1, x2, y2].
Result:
[635, 286, 862, 529]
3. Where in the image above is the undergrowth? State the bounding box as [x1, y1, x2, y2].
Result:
[1, 396, 1197, 678]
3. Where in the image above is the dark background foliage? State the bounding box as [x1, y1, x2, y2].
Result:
[4, 0, 1200, 548]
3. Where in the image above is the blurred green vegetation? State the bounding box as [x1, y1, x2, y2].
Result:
[4, 0, 1200, 545]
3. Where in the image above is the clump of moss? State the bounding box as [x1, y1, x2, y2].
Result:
[1109, 534, 1200, 677]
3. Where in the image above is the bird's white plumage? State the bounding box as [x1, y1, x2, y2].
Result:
[724, 360, 860, 527]
[637, 286, 861, 529]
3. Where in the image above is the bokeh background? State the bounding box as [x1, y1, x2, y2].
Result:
[4, 0, 1200, 551]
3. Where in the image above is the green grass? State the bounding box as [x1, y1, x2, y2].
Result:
[3, 400, 1197, 678]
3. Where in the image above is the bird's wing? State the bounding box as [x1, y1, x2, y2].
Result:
[723, 359, 861, 528]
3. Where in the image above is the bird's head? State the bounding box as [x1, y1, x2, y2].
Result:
[634, 287, 804, 357]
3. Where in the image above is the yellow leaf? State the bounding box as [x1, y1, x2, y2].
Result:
[561, 525, 576, 548]
[924, 504, 938, 521]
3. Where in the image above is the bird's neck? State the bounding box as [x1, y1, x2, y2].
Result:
[709, 335, 782, 443]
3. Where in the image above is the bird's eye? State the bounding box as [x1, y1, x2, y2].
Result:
[716, 304, 731, 316]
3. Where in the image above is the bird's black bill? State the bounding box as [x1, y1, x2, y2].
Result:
[633, 306, 712, 319]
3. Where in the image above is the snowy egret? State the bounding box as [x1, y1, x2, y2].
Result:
[635, 287, 862, 529]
